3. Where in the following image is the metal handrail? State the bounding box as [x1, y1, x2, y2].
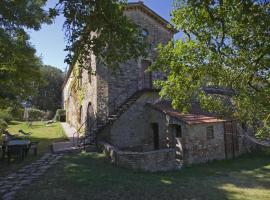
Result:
[71, 80, 150, 148]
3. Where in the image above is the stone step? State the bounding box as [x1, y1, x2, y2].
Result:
[52, 141, 78, 153]
[84, 145, 97, 152]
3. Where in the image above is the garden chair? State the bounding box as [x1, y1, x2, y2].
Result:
[7, 145, 25, 163]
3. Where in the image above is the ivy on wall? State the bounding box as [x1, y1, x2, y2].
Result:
[68, 64, 86, 129]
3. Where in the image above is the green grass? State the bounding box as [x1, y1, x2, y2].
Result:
[15, 152, 270, 200]
[0, 121, 67, 176]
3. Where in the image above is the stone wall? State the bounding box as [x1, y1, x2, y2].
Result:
[109, 91, 160, 150]
[103, 8, 172, 114]
[184, 123, 226, 165]
[100, 141, 177, 172]
[62, 53, 98, 131]
[80, 53, 98, 129]
[63, 5, 172, 131]
[146, 106, 227, 166]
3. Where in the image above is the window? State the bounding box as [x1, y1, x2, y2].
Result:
[175, 125, 182, 138]
[88, 69, 92, 83]
[206, 126, 214, 140]
[141, 29, 149, 38]
[170, 124, 182, 138]
[78, 68, 82, 87]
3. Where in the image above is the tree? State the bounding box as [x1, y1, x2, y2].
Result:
[31, 65, 64, 113]
[0, 0, 54, 107]
[1, 0, 146, 107]
[152, 0, 270, 137]
[56, 0, 147, 70]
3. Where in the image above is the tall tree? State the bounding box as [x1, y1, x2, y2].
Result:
[56, 0, 147, 70]
[0, 0, 53, 107]
[152, 0, 270, 137]
[31, 65, 64, 113]
[0, 0, 146, 107]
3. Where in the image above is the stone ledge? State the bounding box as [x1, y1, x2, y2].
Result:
[99, 141, 179, 172]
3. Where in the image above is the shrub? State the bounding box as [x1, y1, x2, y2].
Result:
[27, 108, 46, 121]
[45, 111, 54, 120]
[0, 119, 8, 135]
[0, 109, 13, 123]
[6, 107, 24, 120]
[54, 109, 66, 122]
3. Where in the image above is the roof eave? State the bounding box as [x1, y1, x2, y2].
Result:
[126, 2, 178, 34]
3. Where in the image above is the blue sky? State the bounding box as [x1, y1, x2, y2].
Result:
[28, 0, 175, 71]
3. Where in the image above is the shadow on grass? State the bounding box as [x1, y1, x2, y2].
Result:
[8, 121, 22, 126]
[25, 151, 267, 200]
[0, 122, 67, 177]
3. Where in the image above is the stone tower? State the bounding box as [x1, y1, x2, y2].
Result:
[62, 2, 175, 131]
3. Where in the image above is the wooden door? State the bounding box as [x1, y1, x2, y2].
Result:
[152, 123, 159, 150]
[224, 121, 239, 159]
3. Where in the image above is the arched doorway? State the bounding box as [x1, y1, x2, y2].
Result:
[87, 102, 95, 133]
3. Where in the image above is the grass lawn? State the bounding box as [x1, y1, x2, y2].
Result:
[14, 152, 270, 200]
[0, 121, 67, 176]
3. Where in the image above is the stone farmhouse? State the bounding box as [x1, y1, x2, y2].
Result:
[62, 2, 252, 172]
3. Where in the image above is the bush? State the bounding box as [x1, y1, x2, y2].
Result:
[54, 109, 66, 122]
[45, 111, 54, 120]
[27, 108, 46, 121]
[0, 119, 8, 135]
[6, 107, 24, 120]
[0, 109, 13, 123]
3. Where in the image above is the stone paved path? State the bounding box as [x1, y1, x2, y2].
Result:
[52, 123, 80, 153]
[0, 153, 63, 200]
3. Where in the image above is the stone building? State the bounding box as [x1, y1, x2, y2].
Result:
[62, 2, 252, 172]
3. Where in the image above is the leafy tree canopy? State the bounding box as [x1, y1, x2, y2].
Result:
[152, 0, 270, 137]
[1, 0, 147, 107]
[31, 65, 64, 113]
[0, 0, 53, 108]
[56, 0, 147, 70]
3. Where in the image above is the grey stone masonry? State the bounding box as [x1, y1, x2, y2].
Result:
[100, 141, 178, 172]
[62, 2, 174, 138]
[0, 153, 63, 200]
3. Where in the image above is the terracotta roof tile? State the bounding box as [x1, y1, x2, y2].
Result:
[149, 101, 226, 125]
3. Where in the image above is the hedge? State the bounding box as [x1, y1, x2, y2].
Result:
[0, 109, 12, 123]
[0, 119, 8, 135]
[54, 109, 66, 122]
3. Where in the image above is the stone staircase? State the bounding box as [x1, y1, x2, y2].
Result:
[54, 89, 155, 153]
[79, 90, 146, 148]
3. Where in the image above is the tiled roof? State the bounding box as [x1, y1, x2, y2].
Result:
[149, 101, 226, 125]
